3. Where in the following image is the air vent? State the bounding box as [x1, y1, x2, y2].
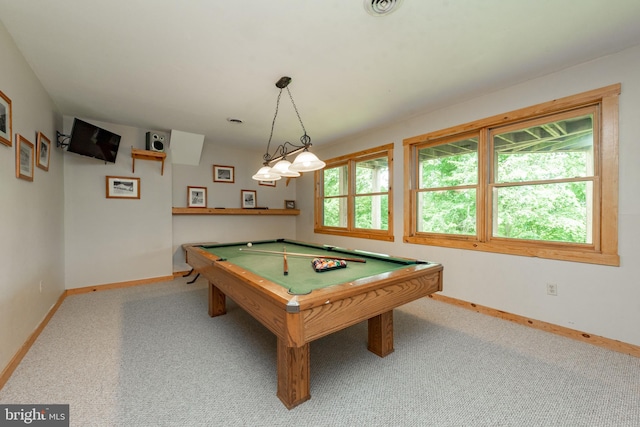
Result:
[364, 0, 403, 16]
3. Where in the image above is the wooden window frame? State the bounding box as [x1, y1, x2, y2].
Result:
[315, 143, 394, 242]
[403, 84, 620, 266]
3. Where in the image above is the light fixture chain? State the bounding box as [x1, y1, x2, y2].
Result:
[264, 88, 284, 163]
[286, 87, 307, 136]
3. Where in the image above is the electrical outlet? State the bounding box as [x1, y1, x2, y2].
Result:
[546, 283, 558, 296]
[39, 280, 43, 293]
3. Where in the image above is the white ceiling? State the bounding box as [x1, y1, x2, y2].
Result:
[1, 0, 640, 152]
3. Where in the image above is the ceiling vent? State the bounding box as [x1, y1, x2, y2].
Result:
[364, 0, 403, 16]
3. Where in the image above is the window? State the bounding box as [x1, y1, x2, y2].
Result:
[315, 144, 393, 241]
[404, 85, 620, 265]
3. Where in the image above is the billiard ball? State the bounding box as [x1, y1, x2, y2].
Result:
[247, 243, 252, 247]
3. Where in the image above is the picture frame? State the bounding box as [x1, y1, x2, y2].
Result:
[213, 165, 235, 183]
[0, 90, 12, 147]
[259, 180, 276, 187]
[187, 186, 207, 208]
[15, 134, 34, 181]
[285, 200, 296, 209]
[36, 132, 51, 171]
[106, 176, 140, 199]
[241, 189, 257, 209]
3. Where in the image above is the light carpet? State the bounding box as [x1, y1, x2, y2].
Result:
[1, 277, 638, 426]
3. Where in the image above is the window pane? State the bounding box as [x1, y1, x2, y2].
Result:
[493, 182, 592, 244]
[355, 195, 388, 230]
[323, 165, 348, 197]
[323, 197, 347, 227]
[417, 189, 476, 235]
[494, 114, 594, 183]
[419, 137, 478, 189]
[356, 156, 388, 194]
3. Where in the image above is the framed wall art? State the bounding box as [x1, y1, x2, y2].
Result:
[106, 176, 140, 199]
[0, 90, 12, 147]
[213, 165, 234, 183]
[36, 132, 51, 171]
[259, 180, 276, 187]
[15, 134, 34, 181]
[285, 200, 296, 209]
[187, 186, 207, 208]
[241, 189, 257, 209]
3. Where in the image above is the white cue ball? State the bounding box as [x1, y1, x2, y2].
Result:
[247, 243, 252, 247]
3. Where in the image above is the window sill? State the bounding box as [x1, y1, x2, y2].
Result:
[315, 228, 394, 242]
[403, 235, 619, 266]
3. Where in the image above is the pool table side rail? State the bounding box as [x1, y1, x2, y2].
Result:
[186, 245, 299, 303]
[187, 244, 443, 311]
[200, 239, 430, 265]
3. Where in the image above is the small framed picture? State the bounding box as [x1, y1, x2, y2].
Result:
[0, 90, 12, 147]
[106, 176, 140, 199]
[241, 189, 257, 209]
[15, 134, 34, 181]
[213, 165, 235, 183]
[259, 180, 276, 187]
[285, 200, 296, 209]
[187, 186, 207, 208]
[36, 132, 51, 171]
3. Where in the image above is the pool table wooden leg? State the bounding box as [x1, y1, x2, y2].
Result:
[367, 310, 394, 357]
[276, 338, 310, 409]
[208, 282, 227, 317]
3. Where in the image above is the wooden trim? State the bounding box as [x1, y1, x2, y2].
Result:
[323, 143, 394, 165]
[173, 270, 191, 278]
[403, 85, 620, 266]
[66, 275, 175, 295]
[314, 228, 394, 242]
[315, 143, 395, 240]
[404, 232, 619, 266]
[403, 143, 413, 240]
[172, 207, 299, 215]
[0, 291, 67, 390]
[599, 94, 619, 255]
[403, 84, 621, 145]
[429, 293, 640, 358]
[387, 146, 394, 241]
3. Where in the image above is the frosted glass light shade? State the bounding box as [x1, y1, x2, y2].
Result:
[268, 160, 300, 177]
[252, 166, 282, 181]
[289, 151, 326, 172]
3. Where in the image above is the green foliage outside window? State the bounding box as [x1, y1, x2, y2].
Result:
[417, 115, 594, 244]
[322, 154, 389, 231]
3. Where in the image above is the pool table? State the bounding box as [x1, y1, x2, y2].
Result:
[184, 239, 443, 409]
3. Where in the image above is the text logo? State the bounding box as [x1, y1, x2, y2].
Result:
[0, 405, 69, 427]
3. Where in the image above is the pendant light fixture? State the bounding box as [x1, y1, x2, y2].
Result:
[252, 76, 325, 181]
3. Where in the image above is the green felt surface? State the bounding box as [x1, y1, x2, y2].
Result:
[200, 240, 420, 295]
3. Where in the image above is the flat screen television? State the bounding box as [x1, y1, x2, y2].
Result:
[67, 118, 121, 163]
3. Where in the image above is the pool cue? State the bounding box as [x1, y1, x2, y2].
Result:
[283, 247, 289, 275]
[239, 248, 366, 263]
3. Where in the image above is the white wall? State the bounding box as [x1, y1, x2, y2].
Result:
[63, 117, 173, 288]
[296, 44, 640, 347]
[0, 23, 64, 370]
[171, 141, 298, 271]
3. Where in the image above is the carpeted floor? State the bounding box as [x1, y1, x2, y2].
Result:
[1, 277, 638, 426]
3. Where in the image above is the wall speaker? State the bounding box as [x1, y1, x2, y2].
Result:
[145, 131, 166, 152]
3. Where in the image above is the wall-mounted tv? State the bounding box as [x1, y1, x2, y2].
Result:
[67, 118, 121, 163]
